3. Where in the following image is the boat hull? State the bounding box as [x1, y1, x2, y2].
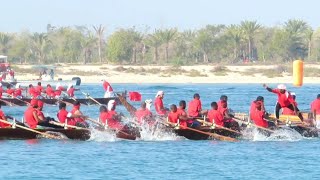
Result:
[1, 79, 80, 87]
[173, 126, 240, 140]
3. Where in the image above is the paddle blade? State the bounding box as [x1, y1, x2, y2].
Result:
[129, 91, 142, 101]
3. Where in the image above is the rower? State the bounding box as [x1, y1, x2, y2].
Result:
[168, 104, 180, 124]
[35, 82, 44, 95]
[250, 96, 270, 128]
[104, 100, 123, 129]
[0, 104, 11, 128]
[218, 95, 228, 113]
[282, 92, 297, 115]
[154, 91, 167, 116]
[188, 93, 207, 118]
[6, 84, 15, 98]
[14, 83, 23, 98]
[57, 102, 76, 126]
[24, 99, 43, 129]
[54, 83, 64, 98]
[217, 96, 240, 130]
[135, 101, 153, 124]
[45, 84, 55, 98]
[0, 83, 3, 98]
[28, 84, 38, 98]
[102, 79, 114, 98]
[207, 102, 225, 127]
[70, 101, 89, 128]
[263, 84, 304, 121]
[311, 94, 320, 128]
[67, 84, 79, 98]
[177, 100, 189, 127]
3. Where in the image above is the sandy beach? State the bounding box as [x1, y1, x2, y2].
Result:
[12, 64, 320, 84]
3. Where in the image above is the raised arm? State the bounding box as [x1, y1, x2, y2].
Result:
[262, 84, 273, 92]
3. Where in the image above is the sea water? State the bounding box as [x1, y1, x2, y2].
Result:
[1, 83, 320, 179]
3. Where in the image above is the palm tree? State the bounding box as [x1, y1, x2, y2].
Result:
[194, 28, 212, 63]
[227, 25, 242, 61]
[80, 33, 96, 64]
[144, 29, 163, 64]
[285, 19, 308, 36]
[305, 28, 314, 61]
[93, 25, 105, 63]
[30, 33, 51, 63]
[240, 20, 261, 60]
[0, 33, 12, 54]
[158, 28, 177, 63]
[129, 28, 143, 64]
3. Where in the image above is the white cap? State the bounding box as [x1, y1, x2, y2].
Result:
[15, 83, 21, 88]
[56, 83, 61, 90]
[107, 100, 115, 111]
[155, 91, 164, 97]
[290, 92, 296, 96]
[277, 84, 286, 90]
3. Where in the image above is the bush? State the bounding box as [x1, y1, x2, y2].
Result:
[187, 69, 207, 77]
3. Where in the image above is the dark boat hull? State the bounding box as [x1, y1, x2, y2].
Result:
[0, 97, 121, 106]
[173, 126, 240, 140]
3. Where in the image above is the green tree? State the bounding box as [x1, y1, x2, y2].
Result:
[0, 32, 12, 54]
[158, 28, 177, 63]
[227, 25, 243, 61]
[93, 25, 105, 63]
[144, 29, 163, 64]
[240, 20, 261, 60]
[30, 33, 51, 63]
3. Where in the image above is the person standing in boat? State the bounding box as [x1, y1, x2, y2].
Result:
[102, 80, 114, 98]
[311, 94, 320, 128]
[70, 101, 88, 128]
[57, 102, 76, 126]
[263, 84, 304, 122]
[154, 91, 167, 116]
[135, 101, 153, 124]
[0, 104, 11, 128]
[207, 102, 225, 127]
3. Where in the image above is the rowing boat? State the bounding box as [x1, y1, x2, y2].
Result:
[173, 126, 240, 140]
[0, 97, 122, 106]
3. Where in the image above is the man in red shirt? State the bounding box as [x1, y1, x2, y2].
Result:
[217, 95, 228, 112]
[102, 80, 114, 98]
[35, 82, 44, 95]
[103, 100, 123, 129]
[70, 101, 88, 128]
[188, 93, 206, 118]
[6, 85, 15, 97]
[207, 102, 225, 126]
[24, 99, 42, 129]
[263, 84, 304, 121]
[250, 96, 269, 128]
[135, 101, 153, 124]
[177, 100, 189, 127]
[67, 84, 78, 97]
[154, 91, 167, 116]
[45, 84, 55, 98]
[28, 84, 38, 98]
[57, 102, 76, 126]
[311, 94, 320, 122]
[168, 104, 180, 124]
[14, 83, 23, 98]
[282, 92, 297, 115]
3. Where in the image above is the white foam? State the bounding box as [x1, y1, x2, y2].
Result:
[88, 128, 118, 142]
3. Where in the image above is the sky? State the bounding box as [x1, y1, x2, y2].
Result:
[0, 0, 320, 33]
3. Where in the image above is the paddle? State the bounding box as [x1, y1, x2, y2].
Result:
[232, 117, 275, 133]
[162, 120, 238, 142]
[62, 91, 77, 102]
[116, 93, 137, 116]
[195, 118, 242, 135]
[0, 119, 62, 140]
[0, 98, 18, 107]
[7, 94, 30, 106]
[80, 91, 102, 106]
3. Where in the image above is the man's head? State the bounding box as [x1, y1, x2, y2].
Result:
[170, 104, 177, 112]
[37, 100, 44, 110]
[256, 96, 264, 102]
[277, 84, 286, 94]
[194, 93, 200, 100]
[179, 100, 186, 109]
[73, 101, 81, 109]
[29, 84, 33, 88]
[211, 102, 218, 110]
[59, 102, 67, 110]
[155, 91, 164, 99]
[38, 82, 41, 86]
[30, 99, 38, 108]
[317, 94, 320, 99]
[99, 105, 107, 113]
[220, 95, 228, 101]
[221, 100, 227, 108]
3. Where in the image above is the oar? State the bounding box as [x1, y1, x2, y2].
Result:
[0, 119, 62, 139]
[7, 94, 30, 106]
[49, 121, 87, 130]
[80, 91, 102, 105]
[0, 98, 18, 107]
[162, 120, 238, 142]
[62, 91, 77, 102]
[232, 117, 275, 133]
[116, 93, 137, 116]
[195, 118, 242, 135]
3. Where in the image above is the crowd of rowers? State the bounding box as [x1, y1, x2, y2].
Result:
[0, 82, 320, 131]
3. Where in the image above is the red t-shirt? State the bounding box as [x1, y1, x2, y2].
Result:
[57, 109, 75, 126]
[207, 109, 224, 126]
[0, 87, 2, 98]
[71, 108, 84, 123]
[28, 87, 38, 97]
[67, 87, 75, 97]
[135, 108, 152, 124]
[250, 101, 268, 128]
[46, 87, 55, 97]
[24, 107, 38, 129]
[177, 108, 188, 127]
[103, 81, 113, 92]
[272, 89, 294, 107]
[6, 89, 15, 96]
[168, 111, 180, 124]
[103, 110, 123, 129]
[188, 99, 202, 117]
[35, 85, 43, 94]
[154, 97, 166, 115]
[14, 88, 23, 97]
[311, 99, 320, 115]
[0, 110, 11, 128]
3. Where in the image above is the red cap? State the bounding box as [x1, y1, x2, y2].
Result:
[30, 99, 38, 106]
[38, 100, 44, 108]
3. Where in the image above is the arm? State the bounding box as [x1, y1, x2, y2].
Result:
[262, 84, 273, 92]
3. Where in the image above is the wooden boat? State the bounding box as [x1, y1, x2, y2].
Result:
[173, 126, 240, 140]
[0, 127, 138, 141]
[0, 97, 122, 106]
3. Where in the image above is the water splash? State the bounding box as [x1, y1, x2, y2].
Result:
[88, 128, 118, 142]
[241, 127, 304, 142]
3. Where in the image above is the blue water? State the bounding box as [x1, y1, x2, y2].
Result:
[1, 83, 320, 179]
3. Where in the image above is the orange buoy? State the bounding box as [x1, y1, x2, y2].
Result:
[293, 60, 304, 87]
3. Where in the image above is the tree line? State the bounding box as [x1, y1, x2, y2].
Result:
[0, 19, 319, 65]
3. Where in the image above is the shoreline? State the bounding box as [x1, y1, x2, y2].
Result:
[12, 64, 320, 84]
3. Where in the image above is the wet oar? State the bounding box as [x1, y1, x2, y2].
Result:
[0, 119, 62, 140]
[0, 98, 18, 106]
[232, 117, 275, 133]
[163, 121, 238, 142]
[80, 91, 102, 106]
[195, 118, 242, 135]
